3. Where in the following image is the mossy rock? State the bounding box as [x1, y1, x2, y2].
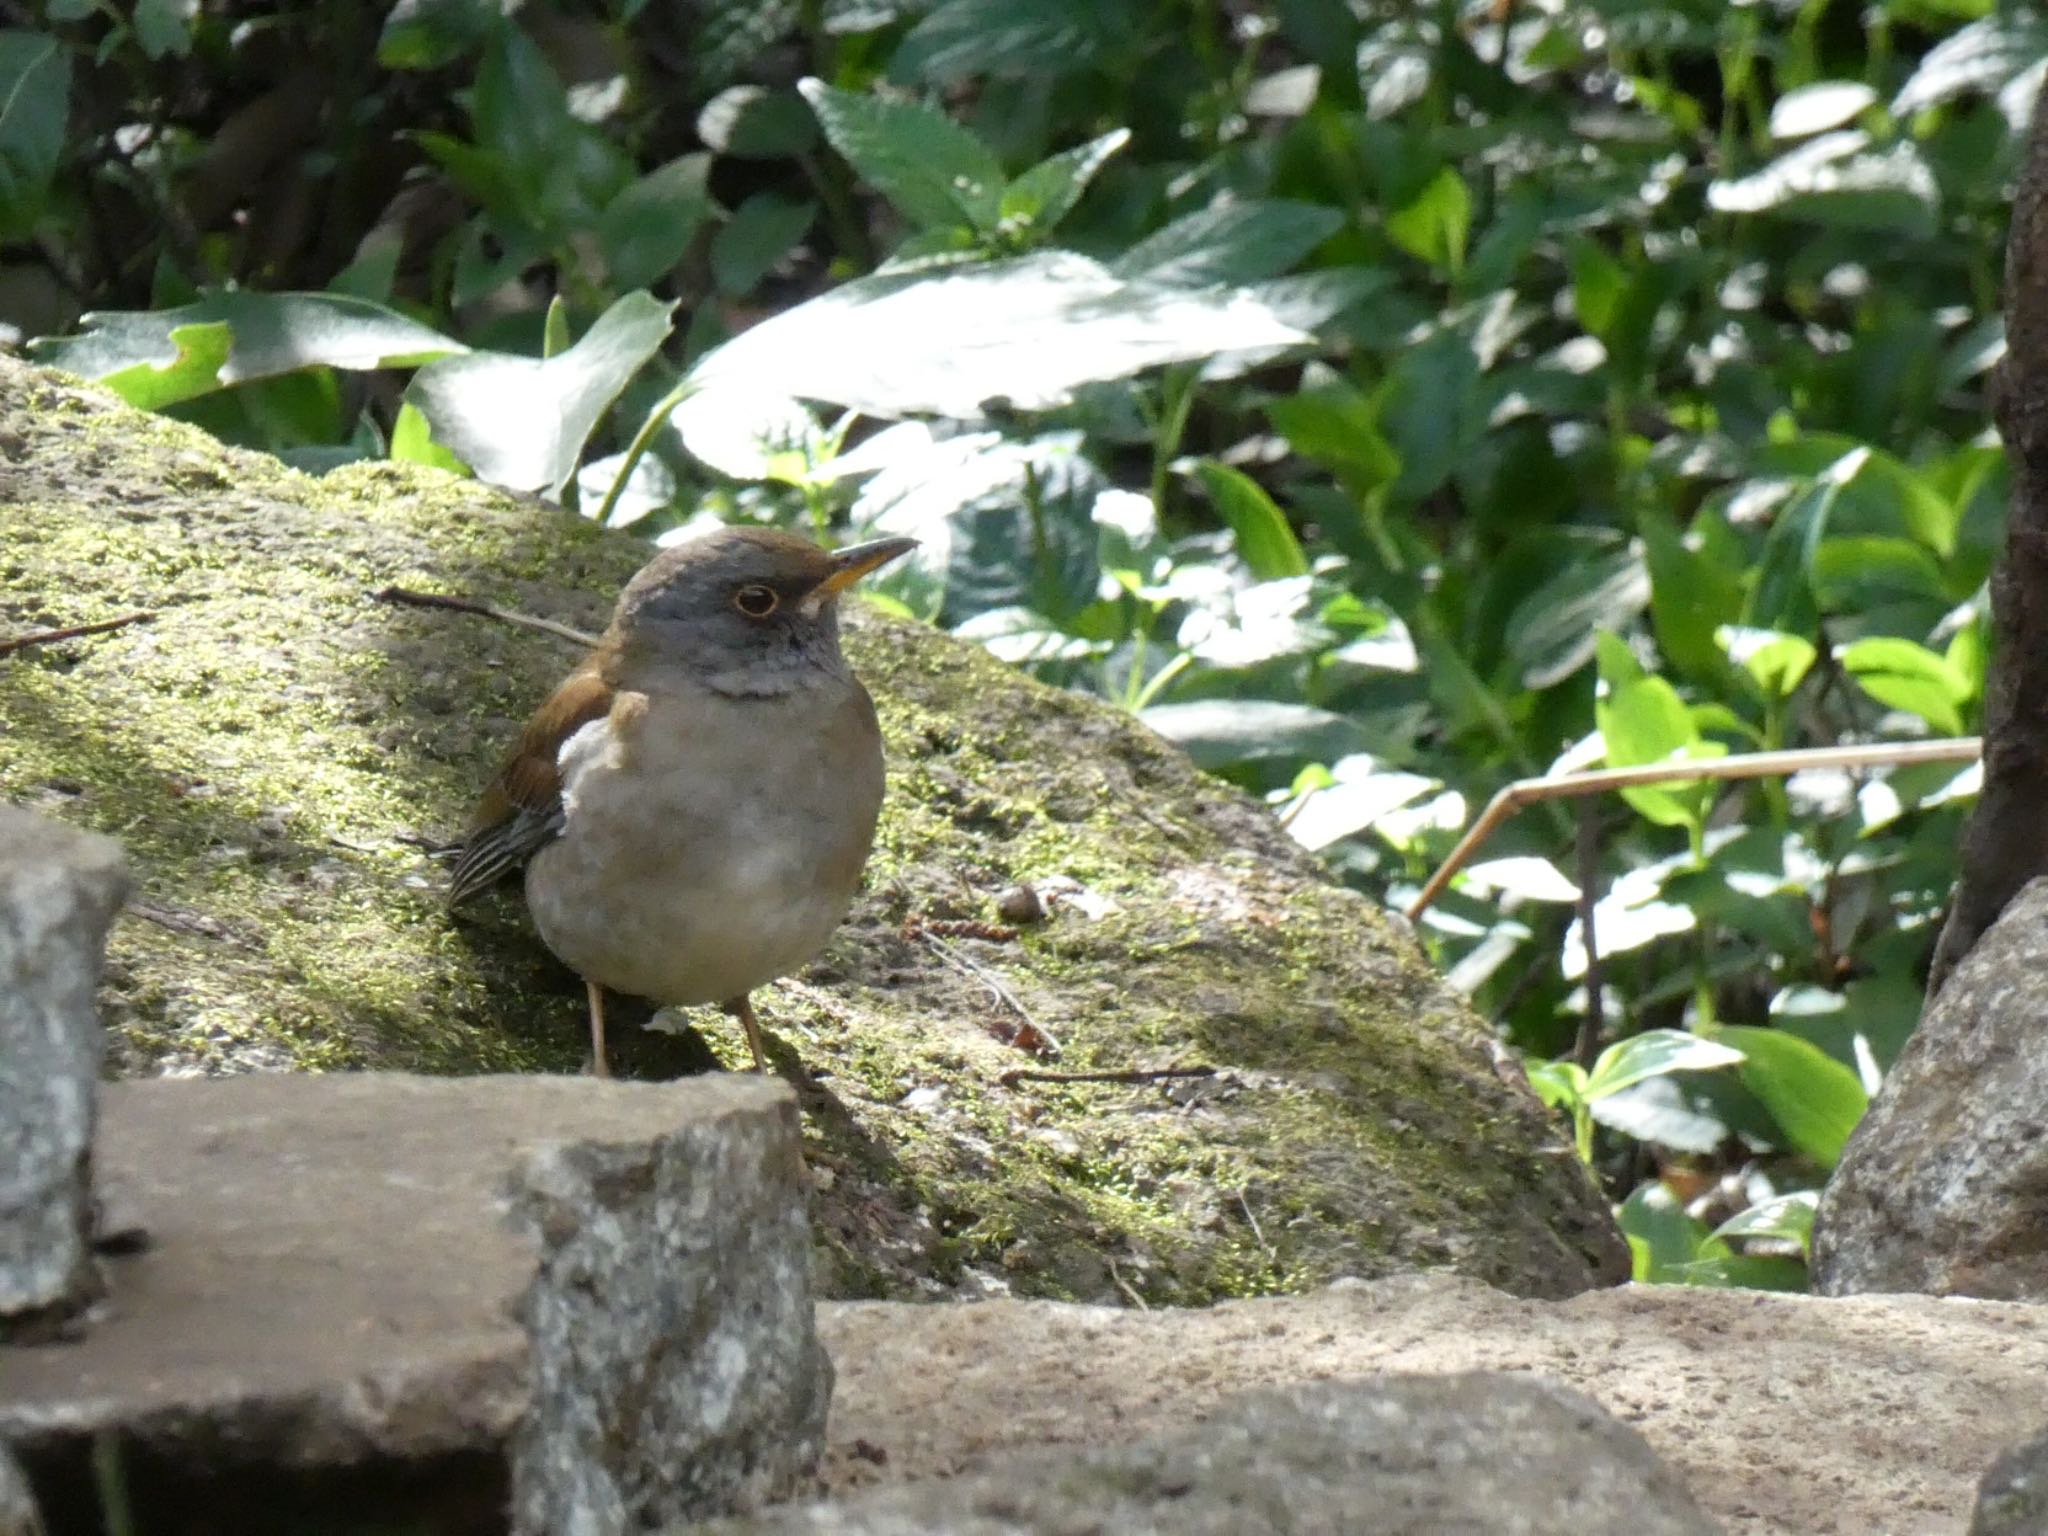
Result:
[0, 357, 1627, 1303]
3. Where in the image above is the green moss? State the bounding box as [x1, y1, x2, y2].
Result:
[0, 358, 1625, 1304]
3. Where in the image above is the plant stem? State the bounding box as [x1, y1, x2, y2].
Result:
[598, 377, 697, 529]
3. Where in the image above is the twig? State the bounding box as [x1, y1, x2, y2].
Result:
[1573, 799, 1605, 1071]
[0, 610, 154, 658]
[915, 929, 1062, 1057]
[1107, 1257, 1150, 1311]
[371, 586, 599, 648]
[1236, 1189, 1276, 1265]
[998, 1064, 1216, 1089]
[1406, 737, 1982, 920]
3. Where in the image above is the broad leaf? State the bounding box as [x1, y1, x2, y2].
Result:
[689, 252, 1310, 417]
[889, 0, 1132, 85]
[407, 291, 676, 495]
[1140, 700, 1368, 770]
[1384, 167, 1471, 274]
[597, 155, 715, 290]
[1585, 1029, 1746, 1102]
[1111, 199, 1342, 289]
[34, 294, 462, 408]
[1191, 462, 1310, 580]
[1839, 636, 1972, 735]
[1709, 1026, 1869, 1169]
[0, 30, 68, 240]
[800, 78, 1005, 233]
[1000, 129, 1129, 236]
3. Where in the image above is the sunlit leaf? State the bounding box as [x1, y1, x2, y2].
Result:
[1708, 1025, 1869, 1169]
[407, 291, 675, 494]
[801, 77, 1004, 233]
[33, 293, 463, 406]
[1839, 636, 1973, 734]
[1585, 1029, 1746, 1101]
[1191, 462, 1310, 580]
[690, 252, 1310, 417]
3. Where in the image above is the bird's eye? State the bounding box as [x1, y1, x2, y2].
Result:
[733, 584, 779, 618]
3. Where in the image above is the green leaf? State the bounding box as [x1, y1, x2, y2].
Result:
[1809, 536, 1949, 627]
[1266, 381, 1398, 489]
[377, 0, 502, 70]
[1502, 543, 1649, 690]
[406, 291, 676, 495]
[0, 31, 70, 241]
[597, 154, 715, 290]
[1640, 506, 1743, 684]
[1709, 1191, 1818, 1255]
[1708, 132, 1939, 236]
[1618, 1184, 1725, 1284]
[1584, 1029, 1747, 1102]
[888, 0, 1132, 85]
[92, 321, 233, 411]
[33, 294, 462, 406]
[1708, 1025, 1869, 1169]
[1191, 462, 1310, 580]
[1769, 81, 1876, 138]
[710, 192, 816, 295]
[388, 399, 470, 475]
[799, 78, 1005, 233]
[1718, 627, 1818, 700]
[1374, 328, 1485, 504]
[1140, 700, 1369, 771]
[1595, 635, 1724, 830]
[688, 251, 1309, 417]
[1838, 636, 1972, 735]
[696, 85, 819, 159]
[1384, 167, 1470, 275]
[132, 0, 194, 58]
[1110, 199, 1342, 289]
[1000, 128, 1129, 237]
[1524, 1058, 1589, 1113]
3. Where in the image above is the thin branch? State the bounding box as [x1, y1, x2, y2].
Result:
[0, 611, 154, 658]
[915, 929, 1062, 1057]
[371, 586, 599, 648]
[1572, 798, 1606, 1071]
[998, 1064, 1216, 1089]
[1406, 737, 1982, 921]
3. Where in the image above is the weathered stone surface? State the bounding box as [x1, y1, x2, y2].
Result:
[0, 355, 1624, 1303]
[814, 1273, 2048, 1536]
[1972, 1424, 2048, 1536]
[0, 807, 128, 1333]
[0, 1443, 42, 1536]
[511, 1095, 829, 1533]
[0, 1072, 807, 1512]
[1815, 877, 2048, 1298]
[709, 1373, 1719, 1536]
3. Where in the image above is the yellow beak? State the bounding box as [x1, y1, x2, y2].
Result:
[806, 536, 919, 606]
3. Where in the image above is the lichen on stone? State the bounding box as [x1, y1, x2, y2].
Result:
[0, 358, 1626, 1303]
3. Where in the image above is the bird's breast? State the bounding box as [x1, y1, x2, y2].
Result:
[524, 680, 884, 1005]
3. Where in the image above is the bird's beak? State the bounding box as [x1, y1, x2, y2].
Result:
[803, 536, 919, 613]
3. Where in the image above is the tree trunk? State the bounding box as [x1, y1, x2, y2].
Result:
[1927, 91, 2048, 998]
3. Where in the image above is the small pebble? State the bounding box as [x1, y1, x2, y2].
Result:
[995, 883, 1046, 925]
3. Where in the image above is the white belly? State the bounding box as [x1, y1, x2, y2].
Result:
[524, 682, 883, 1005]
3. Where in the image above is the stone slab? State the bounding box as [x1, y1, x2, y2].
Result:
[713, 1373, 1720, 1535]
[0, 1072, 793, 1468]
[814, 1273, 2048, 1536]
[0, 807, 128, 1331]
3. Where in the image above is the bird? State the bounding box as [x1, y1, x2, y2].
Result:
[447, 526, 916, 1077]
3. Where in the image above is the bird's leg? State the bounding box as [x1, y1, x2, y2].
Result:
[586, 979, 611, 1079]
[726, 993, 769, 1072]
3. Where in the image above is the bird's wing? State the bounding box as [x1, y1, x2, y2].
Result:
[447, 654, 615, 906]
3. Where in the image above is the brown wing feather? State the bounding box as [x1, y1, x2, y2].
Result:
[447, 654, 615, 905]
